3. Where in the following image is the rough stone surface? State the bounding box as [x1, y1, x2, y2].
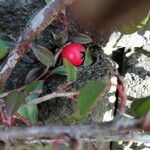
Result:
[0, 0, 44, 38]
[123, 48, 150, 99]
[103, 31, 150, 55]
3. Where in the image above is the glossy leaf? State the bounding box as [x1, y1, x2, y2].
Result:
[51, 65, 67, 76]
[131, 96, 150, 118]
[72, 33, 93, 44]
[25, 81, 43, 111]
[32, 45, 54, 67]
[25, 80, 44, 94]
[18, 89, 40, 125]
[63, 58, 77, 82]
[0, 39, 8, 60]
[77, 80, 107, 116]
[83, 47, 92, 66]
[18, 104, 38, 125]
[5, 91, 25, 116]
[25, 67, 44, 84]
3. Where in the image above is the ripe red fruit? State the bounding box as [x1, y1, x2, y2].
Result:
[62, 43, 86, 66]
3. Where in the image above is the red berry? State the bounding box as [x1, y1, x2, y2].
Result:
[62, 43, 86, 66]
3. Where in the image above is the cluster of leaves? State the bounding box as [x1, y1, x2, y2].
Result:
[4, 81, 43, 125]
[0, 27, 97, 125]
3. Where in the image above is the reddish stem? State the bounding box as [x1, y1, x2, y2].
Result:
[14, 113, 32, 127]
[0, 110, 15, 127]
[116, 74, 127, 114]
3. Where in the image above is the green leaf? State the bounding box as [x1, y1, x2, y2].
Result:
[77, 80, 107, 117]
[63, 59, 78, 82]
[25, 80, 44, 94]
[72, 33, 93, 44]
[32, 45, 54, 67]
[25, 81, 43, 105]
[25, 67, 44, 84]
[51, 65, 66, 76]
[66, 111, 85, 122]
[0, 39, 8, 60]
[5, 91, 25, 116]
[18, 104, 38, 125]
[131, 97, 150, 118]
[83, 47, 92, 66]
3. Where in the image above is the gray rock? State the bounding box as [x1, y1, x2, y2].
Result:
[123, 48, 150, 99]
[119, 47, 150, 150]
[103, 31, 150, 55]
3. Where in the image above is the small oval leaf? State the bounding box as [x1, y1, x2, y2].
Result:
[25, 80, 44, 94]
[131, 97, 150, 118]
[72, 33, 93, 44]
[17, 104, 38, 125]
[5, 91, 25, 117]
[32, 45, 55, 67]
[83, 47, 93, 66]
[77, 80, 107, 117]
[0, 39, 8, 60]
[25, 67, 44, 84]
[63, 59, 78, 82]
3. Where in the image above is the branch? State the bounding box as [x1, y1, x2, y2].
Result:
[0, 116, 149, 143]
[27, 91, 79, 105]
[0, 0, 78, 86]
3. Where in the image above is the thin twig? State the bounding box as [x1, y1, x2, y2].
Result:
[0, 86, 25, 99]
[0, 86, 42, 99]
[27, 91, 79, 105]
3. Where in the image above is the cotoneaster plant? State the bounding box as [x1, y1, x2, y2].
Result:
[62, 43, 86, 66]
